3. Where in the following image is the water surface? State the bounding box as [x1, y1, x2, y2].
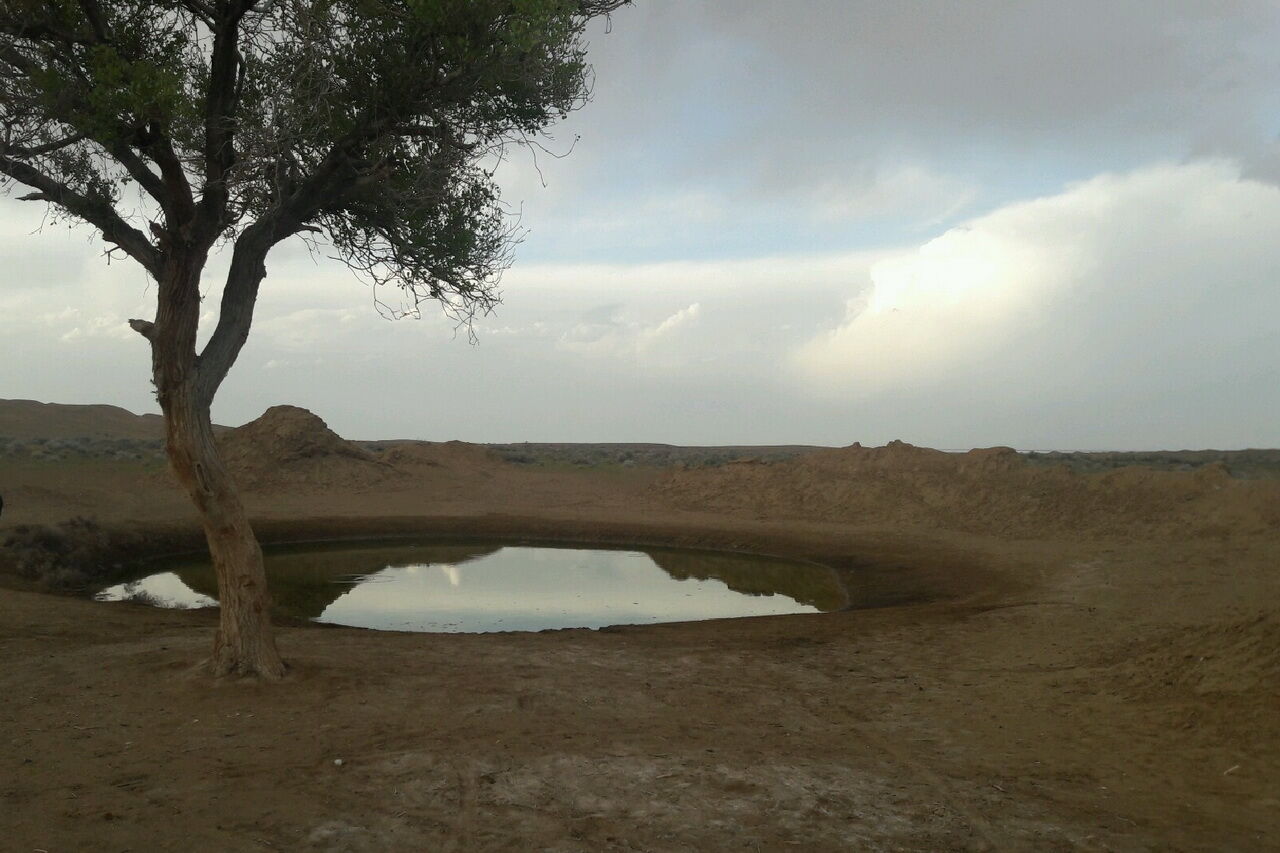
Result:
[96, 540, 845, 632]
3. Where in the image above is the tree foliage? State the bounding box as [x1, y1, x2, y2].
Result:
[0, 0, 627, 325]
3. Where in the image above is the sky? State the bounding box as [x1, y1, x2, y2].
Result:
[2, 0, 1279, 449]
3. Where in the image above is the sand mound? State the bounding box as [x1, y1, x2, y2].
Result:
[218, 406, 395, 491]
[214, 409, 509, 493]
[656, 441, 1280, 539]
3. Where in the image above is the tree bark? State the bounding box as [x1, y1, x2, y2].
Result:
[146, 248, 285, 680]
[161, 390, 285, 680]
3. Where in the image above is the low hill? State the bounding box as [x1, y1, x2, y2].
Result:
[4, 397, 1279, 483]
[0, 399, 168, 440]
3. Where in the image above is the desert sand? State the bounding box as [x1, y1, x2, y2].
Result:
[1, 403, 1277, 851]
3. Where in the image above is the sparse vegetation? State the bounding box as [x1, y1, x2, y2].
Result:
[483, 443, 824, 469]
[3, 517, 128, 591]
[1023, 449, 1280, 478]
[0, 435, 167, 464]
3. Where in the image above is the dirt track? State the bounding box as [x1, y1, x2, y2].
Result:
[1, 411, 1277, 851]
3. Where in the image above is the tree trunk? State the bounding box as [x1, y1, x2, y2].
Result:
[162, 389, 286, 680]
[146, 247, 286, 680]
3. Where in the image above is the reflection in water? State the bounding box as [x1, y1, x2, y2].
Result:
[102, 572, 217, 609]
[647, 548, 847, 612]
[96, 541, 845, 633]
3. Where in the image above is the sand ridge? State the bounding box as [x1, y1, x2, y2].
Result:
[656, 439, 1280, 540]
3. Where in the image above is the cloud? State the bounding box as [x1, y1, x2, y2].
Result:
[523, 4, 1280, 258]
[5, 0, 1280, 451]
[794, 161, 1280, 440]
[680, 1, 1280, 181]
[5, 157, 1278, 449]
[463, 2, 1280, 274]
[557, 301, 702, 364]
[58, 313, 137, 343]
[807, 166, 977, 226]
[649, 302, 701, 340]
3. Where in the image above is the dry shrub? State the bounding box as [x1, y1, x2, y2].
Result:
[3, 517, 121, 590]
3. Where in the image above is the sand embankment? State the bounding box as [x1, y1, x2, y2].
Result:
[1, 405, 1277, 850]
[655, 440, 1280, 540]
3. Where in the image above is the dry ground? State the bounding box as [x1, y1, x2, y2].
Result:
[1, 413, 1277, 851]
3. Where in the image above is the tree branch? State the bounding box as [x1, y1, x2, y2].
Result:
[193, 0, 254, 245]
[107, 142, 170, 208]
[175, 0, 217, 26]
[76, 0, 111, 44]
[128, 318, 156, 339]
[194, 220, 274, 405]
[1, 134, 88, 157]
[95, 128, 194, 228]
[152, 140, 196, 222]
[193, 138, 354, 403]
[0, 20, 98, 46]
[0, 42, 191, 228]
[0, 154, 160, 275]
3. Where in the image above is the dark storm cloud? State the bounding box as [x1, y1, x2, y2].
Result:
[572, 1, 1280, 198]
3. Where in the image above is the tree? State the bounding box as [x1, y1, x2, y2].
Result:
[0, 0, 628, 679]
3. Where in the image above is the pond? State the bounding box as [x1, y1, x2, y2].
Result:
[95, 540, 847, 633]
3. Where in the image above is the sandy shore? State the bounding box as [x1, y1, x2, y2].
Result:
[2, 433, 1277, 851]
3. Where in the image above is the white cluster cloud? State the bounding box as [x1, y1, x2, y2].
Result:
[794, 161, 1280, 445]
[557, 302, 701, 359]
[649, 302, 701, 340]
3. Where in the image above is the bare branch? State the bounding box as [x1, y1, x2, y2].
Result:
[0, 153, 159, 275]
[2, 133, 87, 157]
